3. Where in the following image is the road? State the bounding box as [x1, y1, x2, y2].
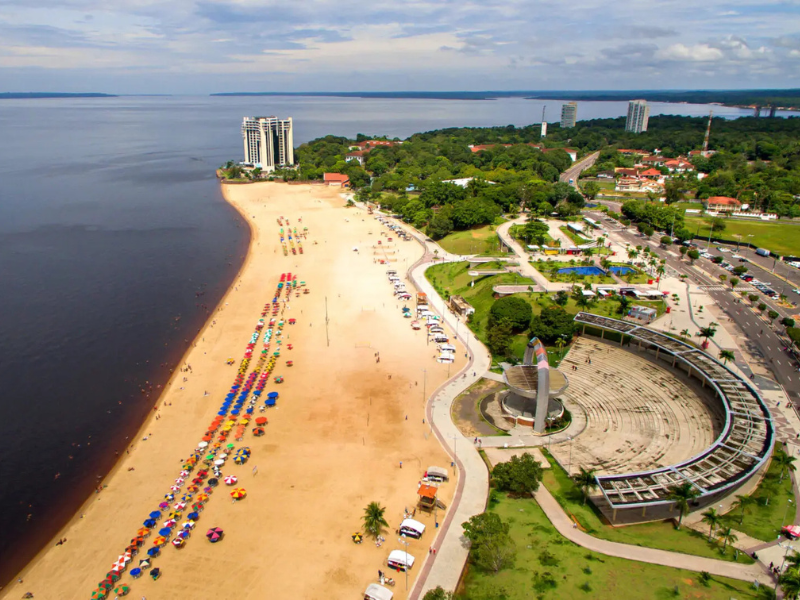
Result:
[560, 151, 599, 188]
[589, 210, 800, 405]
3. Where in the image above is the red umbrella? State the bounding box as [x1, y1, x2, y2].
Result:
[255, 417, 267, 425]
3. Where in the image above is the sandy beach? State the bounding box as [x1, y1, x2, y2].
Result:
[3, 183, 460, 600]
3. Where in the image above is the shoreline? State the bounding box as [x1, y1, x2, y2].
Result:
[2, 182, 457, 600]
[0, 190, 254, 591]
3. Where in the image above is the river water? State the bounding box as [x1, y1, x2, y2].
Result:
[0, 94, 791, 581]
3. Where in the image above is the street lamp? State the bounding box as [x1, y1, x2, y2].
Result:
[776, 543, 795, 591]
[398, 535, 410, 590]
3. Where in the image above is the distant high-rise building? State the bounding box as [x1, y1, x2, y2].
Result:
[625, 100, 650, 133]
[241, 116, 294, 171]
[540, 121, 547, 137]
[560, 102, 578, 128]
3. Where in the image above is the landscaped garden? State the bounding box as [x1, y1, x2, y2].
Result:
[456, 492, 766, 600]
[531, 259, 651, 285]
[438, 219, 508, 256]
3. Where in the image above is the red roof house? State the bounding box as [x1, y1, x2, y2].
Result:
[323, 173, 351, 187]
[703, 196, 741, 212]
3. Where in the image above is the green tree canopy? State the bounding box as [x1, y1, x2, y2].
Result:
[491, 453, 543, 497]
[530, 306, 575, 343]
[489, 296, 533, 333]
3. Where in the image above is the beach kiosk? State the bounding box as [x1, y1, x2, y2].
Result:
[425, 466, 449, 483]
[387, 549, 416, 572]
[364, 584, 394, 600]
[399, 518, 426, 540]
[417, 484, 438, 512]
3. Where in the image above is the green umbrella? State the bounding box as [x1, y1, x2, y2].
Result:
[226, 443, 235, 449]
[91, 590, 107, 600]
[205, 453, 215, 460]
[98, 581, 113, 591]
[105, 572, 120, 583]
[114, 584, 130, 596]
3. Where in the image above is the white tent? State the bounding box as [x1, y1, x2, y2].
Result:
[399, 519, 426, 539]
[364, 583, 394, 600]
[388, 550, 416, 570]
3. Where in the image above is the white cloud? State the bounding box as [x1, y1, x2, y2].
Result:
[656, 43, 724, 62]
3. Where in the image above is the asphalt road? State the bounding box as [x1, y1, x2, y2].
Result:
[587, 210, 800, 404]
[561, 151, 599, 187]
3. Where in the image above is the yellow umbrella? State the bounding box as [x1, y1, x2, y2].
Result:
[230, 488, 247, 500]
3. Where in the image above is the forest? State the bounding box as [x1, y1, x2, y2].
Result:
[282, 115, 800, 235]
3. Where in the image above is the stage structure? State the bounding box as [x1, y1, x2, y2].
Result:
[501, 337, 568, 432]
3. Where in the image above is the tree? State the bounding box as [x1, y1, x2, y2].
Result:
[487, 317, 514, 357]
[732, 265, 748, 276]
[769, 310, 780, 323]
[780, 569, 800, 600]
[426, 213, 454, 240]
[731, 494, 757, 524]
[680, 328, 691, 340]
[696, 326, 717, 344]
[616, 295, 631, 315]
[583, 181, 600, 200]
[719, 349, 735, 365]
[719, 274, 727, 283]
[717, 526, 738, 554]
[730, 277, 739, 289]
[748, 293, 760, 303]
[706, 217, 727, 232]
[679, 245, 688, 259]
[664, 179, 685, 205]
[701, 508, 722, 542]
[758, 303, 768, 313]
[775, 448, 797, 482]
[362, 501, 389, 539]
[667, 482, 700, 529]
[554, 290, 569, 306]
[687, 249, 700, 264]
[461, 512, 517, 573]
[422, 587, 453, 600]
[574, 467, 598, 505]
[660, 235, 673, 247]
[491, 453, 543, 497]
[782, 318, 796, 329]
[489, 296, 533, 333]
[529, 306, 576, 344]
[524, 219, 550, 246]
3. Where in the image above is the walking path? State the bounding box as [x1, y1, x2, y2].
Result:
[534, 484, 772, 585]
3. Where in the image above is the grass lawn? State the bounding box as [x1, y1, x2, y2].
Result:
[539, 449, 754, 565]
[728, 453, 796, 542]
[456, 493, 763, 600]
[559, 225, 592, 247]
[424, 262, 664, 364]
[439, 224, 507, 256]
[685, 215, 800, 256]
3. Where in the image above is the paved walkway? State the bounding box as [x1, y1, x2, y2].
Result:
[534, 484, 772, 585]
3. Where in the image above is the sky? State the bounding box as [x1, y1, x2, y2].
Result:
[0, 0, 799, 94]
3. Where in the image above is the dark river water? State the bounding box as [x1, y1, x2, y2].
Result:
[0, 94, 789, 582]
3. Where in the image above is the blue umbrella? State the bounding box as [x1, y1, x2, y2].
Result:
[130, 567, 142, 578]
[253, 390, 261, 396]
[246, 408, 254, 414]
[187, 512, 200, 521]
[217, 411, 227, 416]
[147, 547, 160, 557]
[267, 392, 278, 399]
[231, 410, 240, 416]
[143, 519, 157, 528]
[158, 527, 172, 536]
[149, 511, 162, 519]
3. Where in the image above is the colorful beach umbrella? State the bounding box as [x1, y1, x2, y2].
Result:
[158, 527, 172, 536]
[206, 527, 224, 543]
[148, 510, 161, 519]
[114, 584, 130, 596]
[143, 519, 156, 528]
[146, 547, 160, 557]
[230, 487, 246, 500]
[136, 527, 150, 537]
[187, 511, 200, 521]
[153, 536, 167, 546]
[224, 475, 238, 485]
[172, 537, 185, 548]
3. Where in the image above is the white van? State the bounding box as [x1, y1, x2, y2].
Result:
[433, 334, 449, 343]
[438, 344, 456, 353]
[364, 584, 393, 600]
[399, 519, 426, 539]
[437, 353, 454, 363]
[387, 550, 415, 572]
[426, 466, 449, 482]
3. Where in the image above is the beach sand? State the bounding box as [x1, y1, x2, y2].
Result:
[3, 183, 461, 600]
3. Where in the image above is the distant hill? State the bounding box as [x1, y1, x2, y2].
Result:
[210, 89, 800, 109]
[0, 92, 117, 99]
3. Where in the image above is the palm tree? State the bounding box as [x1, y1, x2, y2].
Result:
[667, 482, 700, 529]
[760, 476, 779, 505]
[731, 494, 756, 524]
[786, 550, 800, 571]
[574, 467, 598, 505]
[680, 329, 691, 341]
[780, 568, 800, 600]
[718, 350, 735, 365]
[717, 526, 738, 554]
[775, 449, 798, 482]
[362, 501, 389, 539]
[696, 326, 717, 348]
[701, 508, 722, 542]
[555, 337, 567, 361]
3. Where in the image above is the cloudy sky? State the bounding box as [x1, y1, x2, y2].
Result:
[1, 0, 798, 94]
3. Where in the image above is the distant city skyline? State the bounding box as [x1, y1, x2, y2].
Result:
[1, 1, 798, 94]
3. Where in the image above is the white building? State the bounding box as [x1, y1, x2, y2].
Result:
[241, 116, 294, 171]
[560, 102, 578, 128]
[625, 100, 650, 134]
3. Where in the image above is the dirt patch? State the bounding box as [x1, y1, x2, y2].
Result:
[451, 379, 506, 437]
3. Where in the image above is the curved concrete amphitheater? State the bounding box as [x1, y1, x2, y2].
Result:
[563, 312, 774, 523]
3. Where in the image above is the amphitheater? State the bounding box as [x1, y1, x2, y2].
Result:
[547, 312, 774, 523]
[553, 337, 724, 477]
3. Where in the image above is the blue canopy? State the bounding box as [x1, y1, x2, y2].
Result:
[143, 519, 157, 528]
[149, 510, 161, 518]
[147, 547, 160, 557]
[231, 409, 240, 416]
[267, 392, 279, 399]
[187, 512, 200, 521]
[246, 408, 254, 414]
[158, 527, 172, 536]
[130, 567, 142, 578]
[253, 390, 261, 396]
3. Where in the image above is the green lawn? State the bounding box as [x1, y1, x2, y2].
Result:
[439, 224, 507, 256]
[539, 449, 754, 565]
[424, 262, 664, 364]
[457, 493, 764, 600]
[685, 215, 800, 256]
[727, 453, 796, 542]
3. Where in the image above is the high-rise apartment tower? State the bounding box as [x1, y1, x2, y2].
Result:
[241, 116, 294, 171]
[560, 102, 578, 128]
[625, 100, 650, 133]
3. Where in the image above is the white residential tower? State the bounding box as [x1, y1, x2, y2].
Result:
[241, 116, 294, 171]
[625, 100, 650, 133]
[560, 102, 578, 128]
